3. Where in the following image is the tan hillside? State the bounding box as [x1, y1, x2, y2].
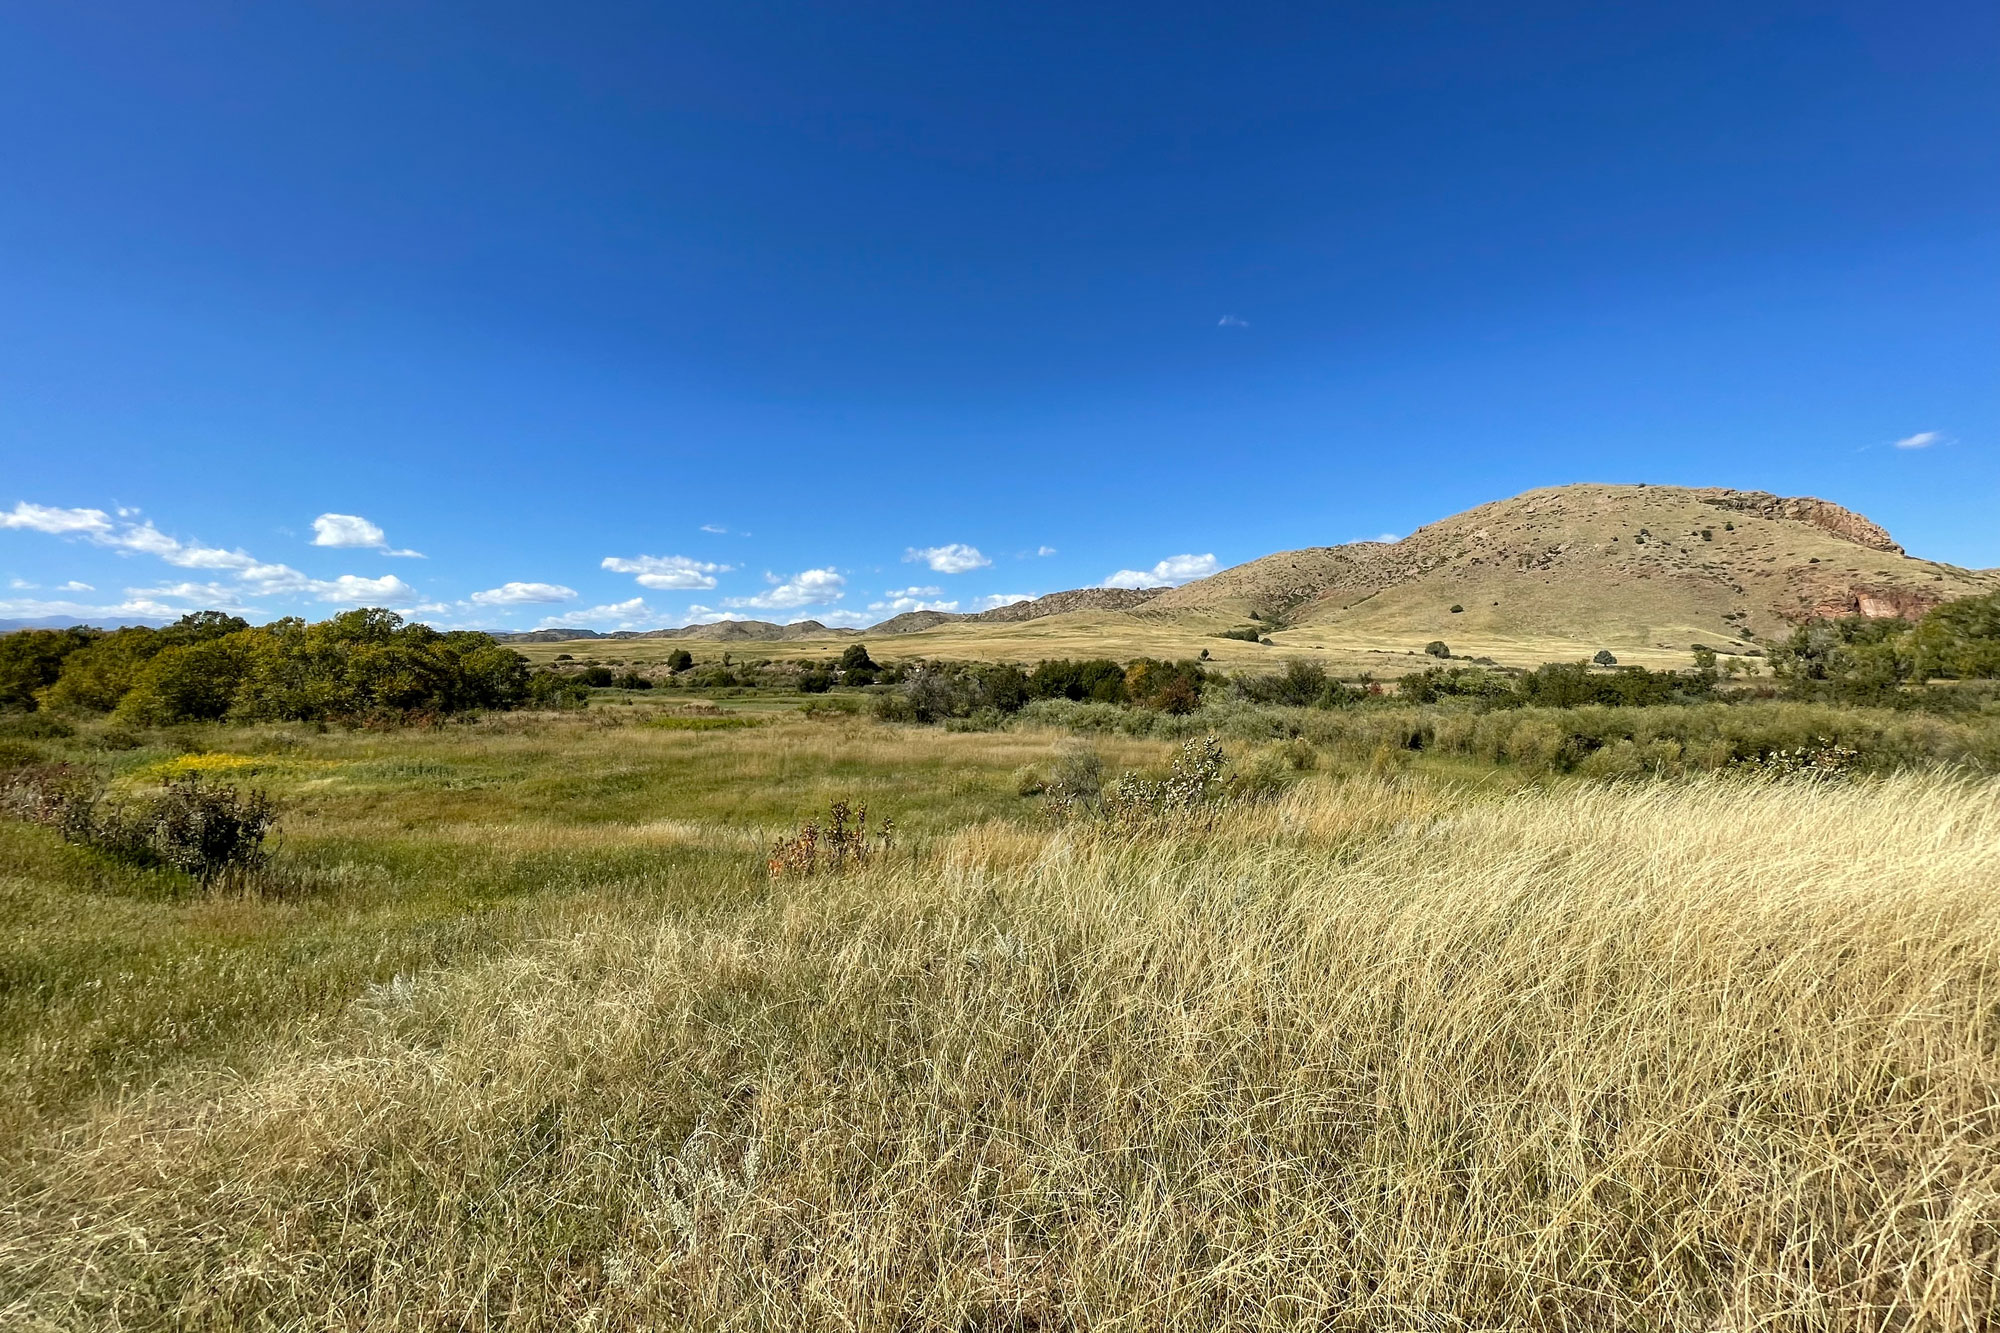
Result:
[1149, 483, 1998, 658]
[510, 484, 1995, 674]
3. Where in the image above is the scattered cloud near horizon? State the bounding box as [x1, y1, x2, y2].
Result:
[905, 543, 991, 574]
[1102, 553, 1218, 589]
[698, 523, 728, 534]
[469, 581, 577, 606]
[311, 513, 422, 557]
[600, 553, 727, 590]
[724, 567, 845, 611]
[868, 585, 959, 615]
[1, 500, 421, 616]
[1217, 315, 1248, 328]
[977, 592, 1035, 610]
[538, 597, 654, 630]
[1893, 431, 1944, 450]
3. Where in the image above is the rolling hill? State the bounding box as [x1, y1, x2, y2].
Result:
[504, 484, 1998, 672]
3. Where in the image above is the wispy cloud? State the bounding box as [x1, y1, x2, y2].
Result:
[1893, 430, 1945, 450]
[469, 581, 578, 606]
[905, 543, 991, 574]
[1217, 315, 1249, 328]
[1102, 553, 1218, 589]
[699, 523, 728, 535]
[600, 553, 728, 590]
[1, 502, 116, 537]
[724, 567, 845, 610]
[2, 499, 425, 606]
[311, 512, 423, 557]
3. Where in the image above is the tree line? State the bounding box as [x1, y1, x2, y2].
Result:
[0, 609, 541, 724]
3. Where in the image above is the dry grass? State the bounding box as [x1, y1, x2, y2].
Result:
[3, 759, 1996, 1330]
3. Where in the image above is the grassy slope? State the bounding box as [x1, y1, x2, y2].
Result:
[512, 486, 1998, 676]
[2, 710, 1997, 1329]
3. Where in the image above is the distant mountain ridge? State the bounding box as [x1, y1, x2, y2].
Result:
[492, 587, 1168, 644]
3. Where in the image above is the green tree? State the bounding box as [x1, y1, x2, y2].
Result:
[0, 627, 94, 711]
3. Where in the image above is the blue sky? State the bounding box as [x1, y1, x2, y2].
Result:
[2, 2, 1994, 630]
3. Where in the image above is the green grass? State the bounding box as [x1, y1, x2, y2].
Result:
[2, 708, 1996, 1329]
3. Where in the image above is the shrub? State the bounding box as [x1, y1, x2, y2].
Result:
[613, 671, 653, 690]
[1450, 604, 1463, 613]
[1045, 742, 1105, 811]
[1594, 650, 1618, 666]
[1, 765, 276, 884]
[123, 775, 279, 882]
[1104, 736, 1231, 825]
[527, 671, 592, 709]
[797, 670, 833, 693]
[1424, 641, 1450, 658]
[665, 649, 694, 674]
[1215, 627, 1263, 643]
[0, 762, 102, 843]
[767, 799, 892, 878]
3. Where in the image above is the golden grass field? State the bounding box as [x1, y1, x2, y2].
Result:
[508, 612, 1714, 675]
[3, 709, 1997, 1329]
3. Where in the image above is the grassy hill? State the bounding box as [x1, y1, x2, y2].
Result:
[511, 484, 1998, 674]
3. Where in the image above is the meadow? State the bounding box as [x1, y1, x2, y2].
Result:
[2, 700, 1996, 1330]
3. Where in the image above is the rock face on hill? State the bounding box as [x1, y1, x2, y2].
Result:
[868, 587, 1165, 634]
[1152, 483, 1997, 650]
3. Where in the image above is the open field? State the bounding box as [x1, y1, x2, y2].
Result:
[3, 707, 1998, 1329]
[508, 613, 1713, 675]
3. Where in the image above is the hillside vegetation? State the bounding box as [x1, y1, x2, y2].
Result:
[505, 484, 1999, 674]
[0, 709, 1995, 1329]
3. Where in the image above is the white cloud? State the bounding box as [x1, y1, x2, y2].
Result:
[683, 604, 754, 624]
[1036, 545, 1057, 557]
[1218, 315, 1249, 328]
[724, 567, 845, 610]
[905, 543, 991, 574]
[470, 581, 579, 606]
[699, 523, 728, 535]
[58, 580, 94, 592]
[7, 579, 32, 590]
[976, 592, 1035, 611]
[316, 574, 419, 604]
[867, 592, 960, 615]
[312, 512, 422, 556]
[0, 596, 182, 623]
[124, 580, 255, 608]
[809, 608, 874, 628]
[1102, 553, 1218, 589]
[537, 597, 657, 630]
[600, 553, 727, 590]
[1, 502, 116, 536]
[1893, 431, 1944, 450]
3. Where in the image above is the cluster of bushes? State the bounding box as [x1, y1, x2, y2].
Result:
[1, 758, 278, 885]
[1016, 695, 2000, 776]
[1397, 656, 1721, 708]
[1, 610, 538, 725]
[873, 656, 1213, 725]
[1770, 592, 2000, 701]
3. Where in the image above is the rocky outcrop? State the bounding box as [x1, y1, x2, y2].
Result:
[1805, 586, 1945, 622]
[1696, 490, 1904, 554]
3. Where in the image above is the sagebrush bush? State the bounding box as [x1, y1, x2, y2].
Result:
[1, 765, 278, 885]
